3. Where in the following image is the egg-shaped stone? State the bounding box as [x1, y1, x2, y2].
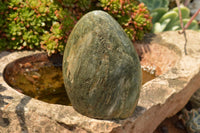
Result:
[63, 10, 142, 119]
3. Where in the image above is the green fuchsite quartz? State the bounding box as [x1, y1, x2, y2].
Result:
[63, 10, 142, 120]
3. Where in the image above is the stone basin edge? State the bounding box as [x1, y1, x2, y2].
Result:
[0, 30, 200, 132]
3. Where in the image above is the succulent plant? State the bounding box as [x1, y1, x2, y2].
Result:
[168, 0, 185, 9]
[54, 0, 94, 20]
[0, 1, 8, 50]
[0, 0, 80, 54]
[180, 108, 200, 133]
[139, 0, 169, 11]
[0, 0, 153, 53]
[0, 0, 100, 54]
[151, 5, 199, 33]
[150, 8, 168, 24]
[100, 0, 152, 41]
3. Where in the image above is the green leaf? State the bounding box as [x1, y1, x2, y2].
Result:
[159, 10, 178, 31]
[139, 0, 169, 11]
[151, 8, 168, 24]
[173, 5, 190, 19]
[183, 19, 199, 30]
[152, 19, 170, 33]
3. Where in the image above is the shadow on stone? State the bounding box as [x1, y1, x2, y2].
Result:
[134, 33, 156, 58]
[0, 84, 12, 127]
[15, 96, 31, 133]
[134, 106, 146, 115]
[0, 110, 9, 127]
[56, 122, 77, 131]
[0, 84, 6, 92]
[0, 84, 13, 107]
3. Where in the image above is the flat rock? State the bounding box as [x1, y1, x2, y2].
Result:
[63, 10, 142, 120]
[0, 30, 200, 133]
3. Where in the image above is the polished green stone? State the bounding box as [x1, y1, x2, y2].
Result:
[63, 10, 142, 119]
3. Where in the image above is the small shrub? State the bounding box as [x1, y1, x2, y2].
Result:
[53, 0, 95, 20]
[0, 0, 76, 54]
[100, 0, 152, 41]
[0, 1, 8, 49]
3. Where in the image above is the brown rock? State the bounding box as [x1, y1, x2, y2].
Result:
[0, 30, 200, 133]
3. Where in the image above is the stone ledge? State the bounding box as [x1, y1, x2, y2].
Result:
[0, 30, 200, 133]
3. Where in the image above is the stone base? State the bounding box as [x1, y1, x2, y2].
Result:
[0, 30, 200, 133]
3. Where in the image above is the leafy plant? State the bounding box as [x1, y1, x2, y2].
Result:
[0, 0, 76, 54]
[139, 0, 169, 11]
[152, 5, 199, 33]
[100, 0, 152, 41]
[0, 0, 8, 49]
[54, 0, 95, 20]
[139, 0, 199, 33]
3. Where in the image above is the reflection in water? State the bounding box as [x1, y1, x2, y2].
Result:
[142, 70, 156, 85]
[6, 65, 71, 105]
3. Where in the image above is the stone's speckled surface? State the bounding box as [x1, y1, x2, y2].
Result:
[62, 10, 142, 119]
